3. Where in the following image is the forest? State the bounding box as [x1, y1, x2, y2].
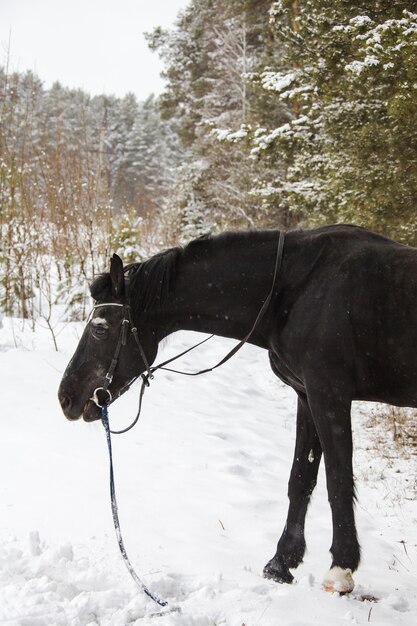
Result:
[1, 0, 417, 321]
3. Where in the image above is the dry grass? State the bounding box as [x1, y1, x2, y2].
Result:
[352, 402, 417, 502]
[365, 404, 417, 456]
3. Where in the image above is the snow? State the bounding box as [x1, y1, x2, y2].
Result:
[252, 116, 309, 154]
[212, 127, 249, 142]
[346, 57, 380, 76]
[0, 317, 416, 625]
[260, 70, 298, 93]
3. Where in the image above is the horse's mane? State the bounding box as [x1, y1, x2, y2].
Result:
[124, 234, 217, 314]
[90, 233, 216, 314]
[90, 232, 252, 314]
[125, 246, 183, 314]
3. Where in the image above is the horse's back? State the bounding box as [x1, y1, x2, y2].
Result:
[278, 225, 417, 407]
[287, 224, 417, 305]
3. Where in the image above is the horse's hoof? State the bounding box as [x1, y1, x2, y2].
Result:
[263, 558, 294, 584]
[323, 567, 354, 594]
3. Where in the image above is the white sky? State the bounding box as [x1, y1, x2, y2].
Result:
[0, 0, 189, 100]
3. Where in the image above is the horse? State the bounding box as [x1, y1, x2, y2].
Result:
[58, 223, 417, 594]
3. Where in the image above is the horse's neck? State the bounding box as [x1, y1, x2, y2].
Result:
[153, 233, 279, 348]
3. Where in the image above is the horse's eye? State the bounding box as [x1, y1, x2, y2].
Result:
[92, 325, 108, 339]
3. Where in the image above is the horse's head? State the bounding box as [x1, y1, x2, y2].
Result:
[58, 254, 158, 422]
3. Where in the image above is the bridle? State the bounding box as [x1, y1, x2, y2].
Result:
[90, 302, 153, 417]
[90, 230, 286, 434]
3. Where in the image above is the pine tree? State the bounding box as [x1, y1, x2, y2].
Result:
[252, 1, 417, 242]
[114, 95, 180, 217]
[148, 0, 290, 234]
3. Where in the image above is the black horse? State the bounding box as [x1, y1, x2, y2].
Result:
[58, 224, 417, 593]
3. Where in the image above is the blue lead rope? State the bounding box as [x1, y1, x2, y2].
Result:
[101, 404, 169, 609]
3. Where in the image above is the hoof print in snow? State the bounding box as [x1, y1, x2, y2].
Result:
[355, 593, 379, 603]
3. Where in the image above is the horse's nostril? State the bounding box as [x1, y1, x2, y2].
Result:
[58, 391, 71, 411]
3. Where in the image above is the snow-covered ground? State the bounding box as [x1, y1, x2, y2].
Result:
[0, 317, 416, 625]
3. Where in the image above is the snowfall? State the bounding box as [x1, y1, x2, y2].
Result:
[0, 314, 416, 626]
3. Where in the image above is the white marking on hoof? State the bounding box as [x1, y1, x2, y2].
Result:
[323, 567, 354, 594]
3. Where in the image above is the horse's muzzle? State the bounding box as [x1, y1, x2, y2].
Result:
[58, 388, 80, 421]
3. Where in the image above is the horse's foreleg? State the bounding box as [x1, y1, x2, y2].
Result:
[307, 387, 360, 593]
[263, 394, 322, 583]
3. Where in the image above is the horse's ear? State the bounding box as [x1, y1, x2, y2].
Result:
[110, 254, 125, 299]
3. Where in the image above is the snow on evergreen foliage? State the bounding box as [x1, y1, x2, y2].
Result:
[151, 0, 416, 239]
[148, 0, 290, 231]
[249, 2, 417, 241]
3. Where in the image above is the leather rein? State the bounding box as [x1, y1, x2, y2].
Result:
[91, 230, 285, 435]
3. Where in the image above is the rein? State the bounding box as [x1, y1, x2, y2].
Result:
[92, 231, 285, 609]
[151, 229, 286, 379]
[101, 403, 173, 609]
[92, 230, 285, 432]
[91, 231, 285, 428]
